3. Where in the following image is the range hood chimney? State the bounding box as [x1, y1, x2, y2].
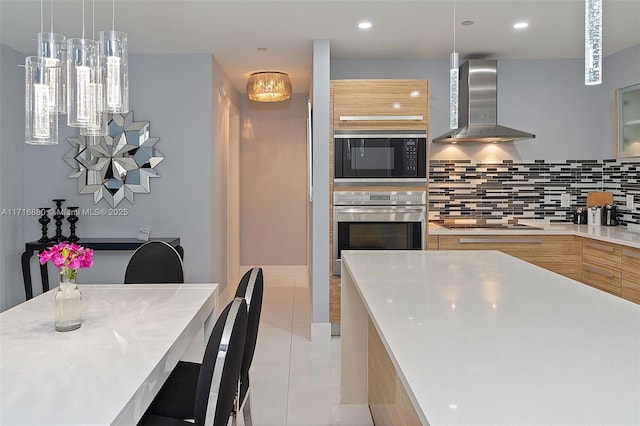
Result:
[432, 59, 535, 143]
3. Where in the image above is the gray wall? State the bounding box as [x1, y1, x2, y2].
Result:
[331, 47, 640, 161]
[1, 51, 236, 310]
[238, 94, 308, 266]
[0, 44, 26, 310]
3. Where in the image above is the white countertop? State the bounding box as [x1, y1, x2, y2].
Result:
[0, 283, 218, 426]
[341, 250, 640, 425]
[429, 220, 640, 249]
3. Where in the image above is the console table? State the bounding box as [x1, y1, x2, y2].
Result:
[21, 237, 182, 300]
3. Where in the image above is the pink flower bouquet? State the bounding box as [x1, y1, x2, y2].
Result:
[39, 242, 94, 281]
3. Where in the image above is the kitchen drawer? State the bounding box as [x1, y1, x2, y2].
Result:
[582, 260, 622, 296]
[621, 247, 640, 304]
[582, 239, 621, 269]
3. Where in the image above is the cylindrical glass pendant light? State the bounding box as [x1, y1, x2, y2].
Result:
[100, 30, 128, 112]
[449, 52, 460, 129]
[448, 1, 459, 129]
[100, 24, 129, 112]
[585, 0, 602, 85]
[67, 37, 99, 127]
[37, 32, 66, 115]
[25, 56, 58, 145]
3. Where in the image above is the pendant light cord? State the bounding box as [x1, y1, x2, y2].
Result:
[82, 0, 85, 39]
[92, 0, 95, 40]
[453, 1, 456, 53]
[40, 0, 43, 33]
[112, 0, 115, 31]
[50, 0, 53, 32]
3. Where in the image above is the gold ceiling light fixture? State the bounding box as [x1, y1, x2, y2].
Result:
[246, 71, 292, 102]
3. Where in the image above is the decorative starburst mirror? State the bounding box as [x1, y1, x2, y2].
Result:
[65, 112, 164, 207]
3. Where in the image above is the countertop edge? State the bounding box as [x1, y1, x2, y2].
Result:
[428, 222, 640, 249]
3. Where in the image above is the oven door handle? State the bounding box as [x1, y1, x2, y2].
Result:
[337, 207, 425, 214]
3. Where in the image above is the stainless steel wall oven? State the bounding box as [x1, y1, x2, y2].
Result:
[333, 191, 426, 276]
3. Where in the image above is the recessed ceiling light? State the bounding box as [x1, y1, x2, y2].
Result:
[513, 22, 529, 29]
[358, 21, 372, 30]
[461, 20, 474, 26]
[257, 47, 267, 52]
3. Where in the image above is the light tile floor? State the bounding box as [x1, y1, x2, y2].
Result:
[223, 274, 373, 426]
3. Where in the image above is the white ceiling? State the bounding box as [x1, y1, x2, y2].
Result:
[1, 0, 639, 95]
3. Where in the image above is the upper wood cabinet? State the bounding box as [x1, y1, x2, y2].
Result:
[332, 79, 429, 130]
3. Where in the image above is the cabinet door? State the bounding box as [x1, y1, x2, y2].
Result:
[621, 247, 640, 304]
[581, 239, 622, 296]
[330, 277, 341, 323]
[438, 235, 582, 281]
[333, 80, 429, 130]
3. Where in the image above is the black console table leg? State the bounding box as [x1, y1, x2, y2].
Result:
[40, 262, 50, 292]
[21, 251, 33, 300]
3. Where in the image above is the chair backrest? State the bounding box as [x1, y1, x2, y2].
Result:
[124, 240, 184, 284]
[195, 297, 248, 426]
[234, 267, 264, 402]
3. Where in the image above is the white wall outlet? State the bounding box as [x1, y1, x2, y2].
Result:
[627, 194, 634, 209]
[560, 193, 570, 208]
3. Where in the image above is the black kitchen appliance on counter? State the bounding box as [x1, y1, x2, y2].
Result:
[602, 203, 618, 226]
[573, 208, 588, 224]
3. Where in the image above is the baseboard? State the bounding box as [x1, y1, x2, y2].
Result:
[310, 322, 332, 342]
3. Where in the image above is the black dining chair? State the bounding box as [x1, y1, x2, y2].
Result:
[124, 241, 184, 284]
[233, 267, 264, 426]
[140, 297, 248, 426]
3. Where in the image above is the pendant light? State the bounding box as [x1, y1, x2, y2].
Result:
[67, 0, 100, 128]
[247, 72, 292, 102]
[100, 0, 129, 113]
[25, 0, 58, 145]
[81, 0, 107, 136]
[25, 56, 58, 144]
[585, 0, 602, 85]
[449, 1, 459, 129]
[37, 2, 66, 116]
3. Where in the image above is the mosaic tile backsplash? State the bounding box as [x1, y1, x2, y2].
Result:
[429, 159, 640, 226]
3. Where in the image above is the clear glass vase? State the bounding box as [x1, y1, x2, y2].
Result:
[55, 268, 82, 332]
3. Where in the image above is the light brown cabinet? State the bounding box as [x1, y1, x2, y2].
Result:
[437, 234, 582, 281]
[581, 239, 622, 296]
[330, 277, 341, 323]
[329, 79, 430, 326]
[621, 246, 640, 303]
[332, 79, 429, 130]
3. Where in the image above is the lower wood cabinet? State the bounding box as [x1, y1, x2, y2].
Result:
[330, 277, 341, 323]
[621, 247, 640, 304]
[581, 239, 622, 296]
[437, 234, 582, 281]
[368, 320, 421, 425]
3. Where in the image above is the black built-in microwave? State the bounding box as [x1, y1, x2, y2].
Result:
[334, 130, 427, 181]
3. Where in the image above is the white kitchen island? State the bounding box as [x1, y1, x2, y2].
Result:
[340, 250, 640, 425]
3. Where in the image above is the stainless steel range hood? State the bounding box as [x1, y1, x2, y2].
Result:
[432, 59, 535, 143]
